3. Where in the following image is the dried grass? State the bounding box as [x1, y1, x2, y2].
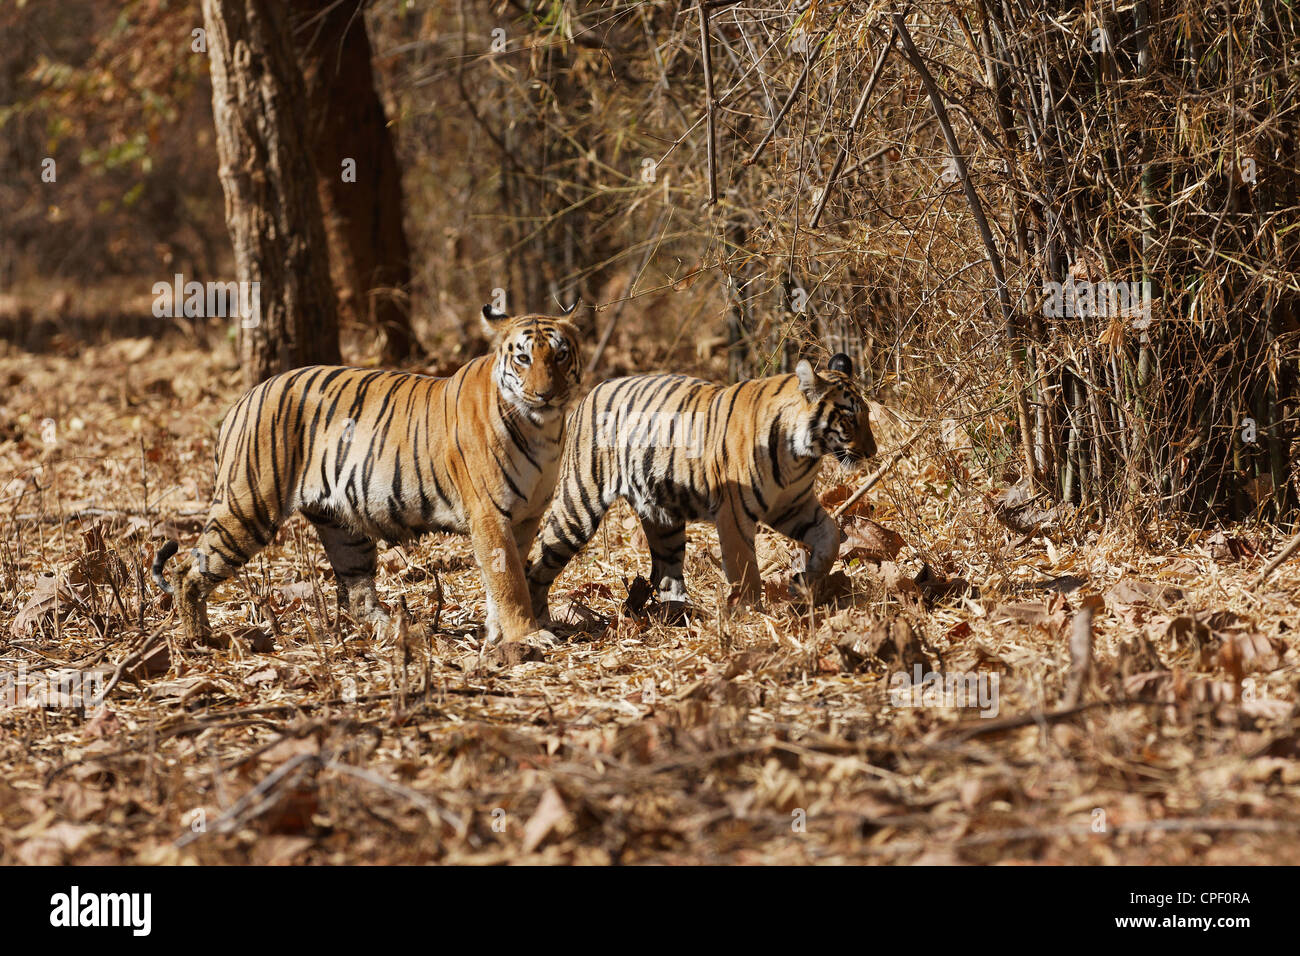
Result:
[2, 335, 1299, 865]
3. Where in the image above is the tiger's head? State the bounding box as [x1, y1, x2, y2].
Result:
[792, 353, 877, 467]
[482, 303, 583, 420]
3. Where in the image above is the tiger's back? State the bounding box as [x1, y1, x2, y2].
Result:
[529, 354, 875, 613]
[209, 362, 558, 545]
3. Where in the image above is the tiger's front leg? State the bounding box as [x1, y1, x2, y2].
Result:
[469, 511, 555, 649]
[715, 500, 762, 606]
[770, 501, 841, 601]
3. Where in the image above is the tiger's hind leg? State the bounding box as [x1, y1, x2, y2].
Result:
[642, 518, 688, 604]
[303, 510, 387, 625]
[174, 510, 275, 645]
[527, 490, 614, 622]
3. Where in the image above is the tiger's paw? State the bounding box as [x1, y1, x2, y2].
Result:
[488, 634, 550, 667]
[786, 573, 812, 602]
[526, 627, 559, 647]
[785, 570, 851, 607]
[345, 585, 390, 627]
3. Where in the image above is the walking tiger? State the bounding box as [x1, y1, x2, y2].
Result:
[527, 353, 875, 617]
[153, 304, 581, 653]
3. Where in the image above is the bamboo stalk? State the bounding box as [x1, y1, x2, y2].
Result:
[697, 1, 718, 206]
[892, 13, 1015, 340]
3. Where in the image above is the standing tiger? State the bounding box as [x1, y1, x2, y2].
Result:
[153, 304, 581, 653]
[527, 353, 875, 618]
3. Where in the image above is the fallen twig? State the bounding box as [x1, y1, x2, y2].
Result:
[866, 817, 1300, 857]
[833, 366, 978, 520]
[931, 697, 1162, 746]
[327, 759, 466, 834]
[832, 426, 925, 520]
[92, 628, 167, 705]
[1255, 530, 1300, 587]
[175, 751, 322, 847]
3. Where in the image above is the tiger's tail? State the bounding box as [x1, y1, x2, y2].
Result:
[151, 539, 180, 594]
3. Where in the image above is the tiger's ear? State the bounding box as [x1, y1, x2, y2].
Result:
[554, 298, 591, 338]
[552, 299, 580, 333]
[556, 304, 592, 338]
[481, 304, 511, 339]
[795, 359, 829, 400]
[828, 353, 853, 375]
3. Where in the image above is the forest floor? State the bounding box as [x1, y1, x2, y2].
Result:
[2, 331, 1299, 865]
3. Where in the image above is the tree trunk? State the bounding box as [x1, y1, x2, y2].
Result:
[290, 0, 421, 364]
[201, 0, 341, 388]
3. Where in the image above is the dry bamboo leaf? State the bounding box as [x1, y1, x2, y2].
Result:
[10, 572, 64, 637]
[1206, 530, 1261, 563]
[819, 483, 874, 518]
[1217, 631, 1286, 679]
[1106, 578, 1185, 609]
[521, 787, 571, 854]
[840, 517, 905, 563]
